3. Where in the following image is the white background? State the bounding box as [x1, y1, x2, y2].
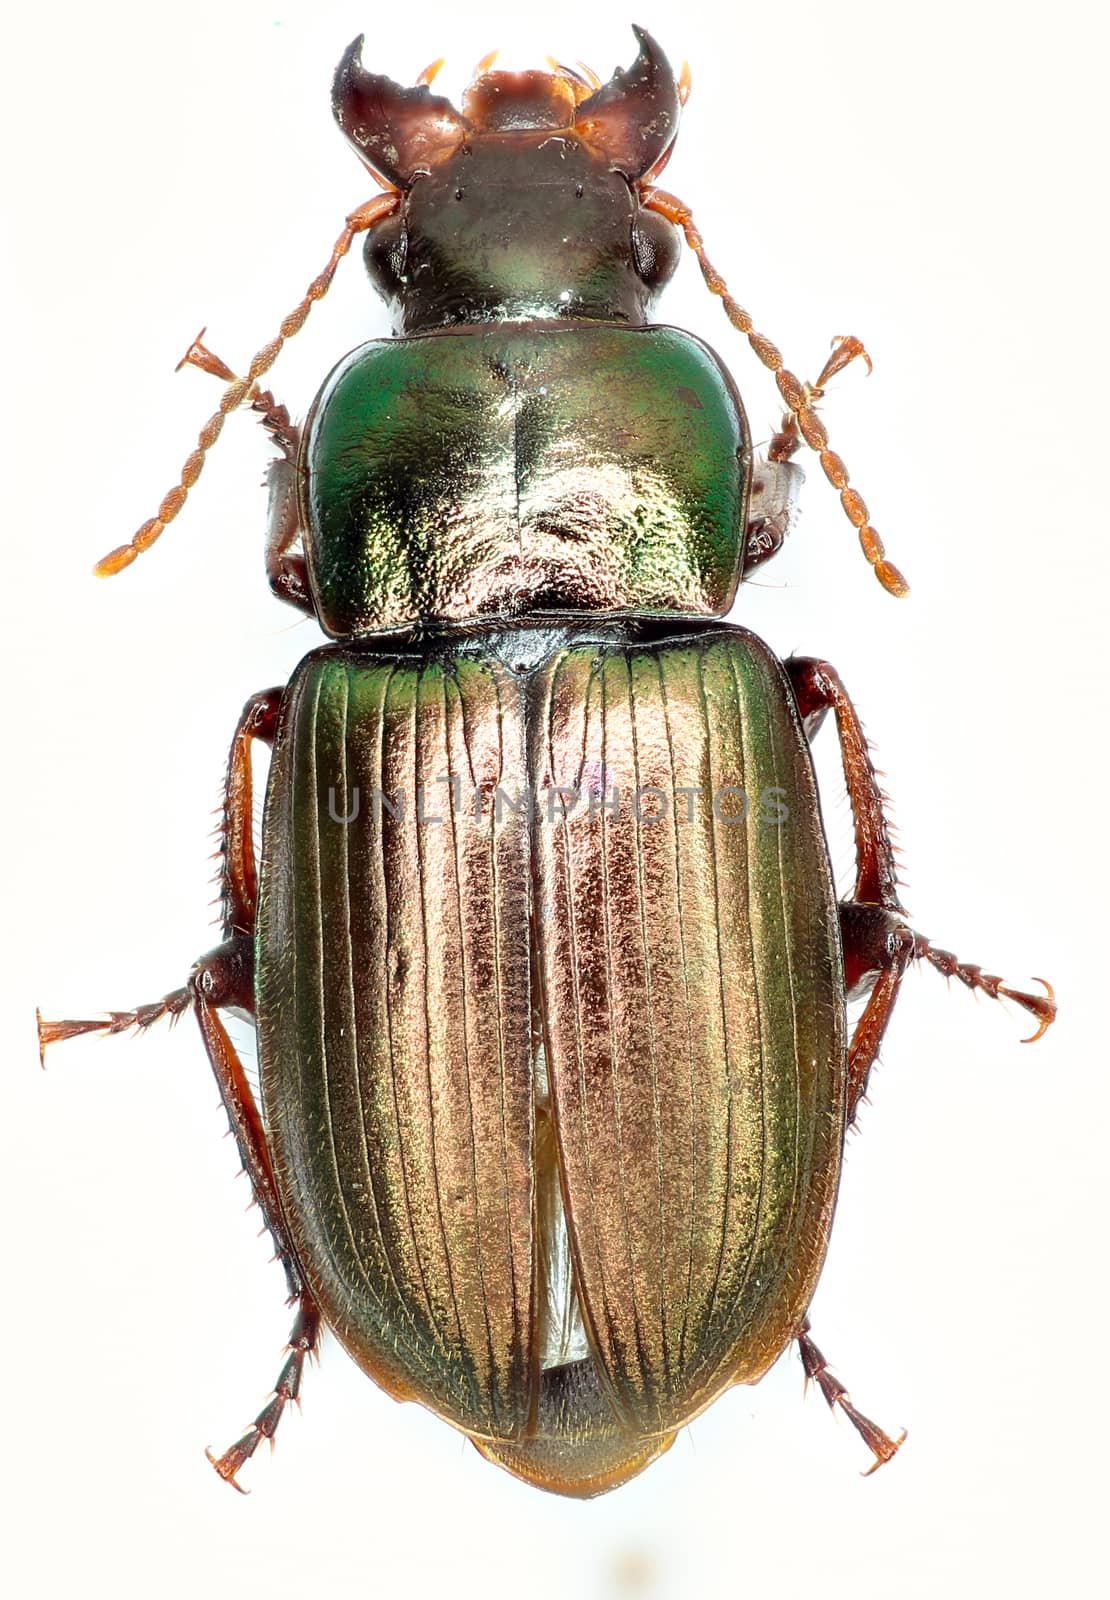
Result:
[4, 2, 1106, 1596]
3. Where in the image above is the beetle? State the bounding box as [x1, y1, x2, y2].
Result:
[38, 25, 1055, 1498]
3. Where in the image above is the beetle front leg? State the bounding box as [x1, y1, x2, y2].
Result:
[37, 686, 322, 1489]
[261, 409, 313, 616]
[786, 656, 1056, 1123]
[744, 455, 803, 577]
[744, 336, 872, 579]
[175, 332, 313, 615]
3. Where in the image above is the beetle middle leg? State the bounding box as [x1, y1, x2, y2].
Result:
[38, 687, 322, 1489]
[786, 656, 1056, 1124]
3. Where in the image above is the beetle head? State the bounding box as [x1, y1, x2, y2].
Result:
[334, 27, 684, 332]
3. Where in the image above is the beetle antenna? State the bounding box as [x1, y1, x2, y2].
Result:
[640, 187, 909, 598]
[92, 192, 401, 579]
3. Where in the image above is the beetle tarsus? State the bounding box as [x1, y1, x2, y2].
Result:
[176, 334, 298, 459]
[791, 653, 1057, 1113]
[912, 939, 1058, 1043]
[797, 1320, 906, 1475]
[206, 1298, 322, 1491]
[176, 329, 236, 383]
[35, 987, 193, 1066]
[816, 334, 873, 388]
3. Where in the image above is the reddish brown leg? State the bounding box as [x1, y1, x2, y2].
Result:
[786, 656, 1056, 1123]
[796, 1318, 906, 1475]
[745, 335, 873, 579]
[787, 655, 902, 911]
[216, 687, 283, 938]
[207, 1299, 322, 1489]
[176, 333, 312, 616]
[190, 938, 322, 1492]
[38, 687, 322, 1489]
[262, 425, 312, 615]
[36, 683, 279, 1059]
[744, 458, 804, 576]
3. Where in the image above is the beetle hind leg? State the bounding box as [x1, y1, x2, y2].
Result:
[206, 1298, 322, 1493]
[36, 938, 323, 1488]
[189, 935, 324, 1490]
[796, 1318, 906, 1475]
[37, 687, 322, 1488]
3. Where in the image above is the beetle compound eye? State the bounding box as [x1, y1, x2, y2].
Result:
[363, 214, 408, 298]
[631, 209, 681, 288]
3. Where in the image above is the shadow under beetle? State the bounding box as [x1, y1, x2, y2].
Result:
[40, 26, 1056, 1497]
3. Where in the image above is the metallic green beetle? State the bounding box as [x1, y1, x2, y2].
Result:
[40, 26, 1055, 1497]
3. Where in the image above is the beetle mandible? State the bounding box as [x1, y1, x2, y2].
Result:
[38, 25, 1056, 1498]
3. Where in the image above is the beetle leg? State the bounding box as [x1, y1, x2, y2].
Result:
[745, 336, 875, 580]
[838, 905, 1056, 1122]
[206, 1300, 322, 1492]
[176, 334, 313, 615]
[263, 421, 312, 615]
[796, 1318, 906, 1475]
[786, 657, 1056, 1121]
[35, 987, 192, 1060]
[790, 650, 918, 1119]
[38, 687, 322, 1487]
[911, 938, 1055, 1044]
[200, 685, 326, 1486]
[838, 903, 918, 1124]
[786, 656, 902, 910]
[744, 456, 804, 578]
[216, 687, 284, 937]
[36, 685, 283, 1051]
[189, 938, 323, 1492]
